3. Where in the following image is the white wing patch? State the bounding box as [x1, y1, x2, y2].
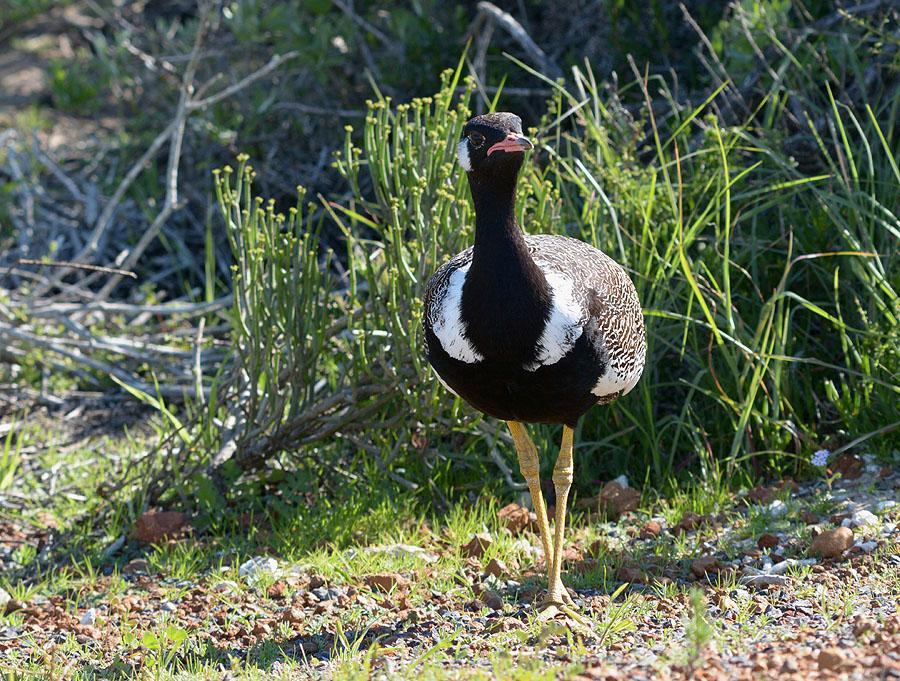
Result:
[525, 265, 585, 371]
[457, 139, 472, 172]
[431, 263, 483, 363]
[591, 360, 642, 398]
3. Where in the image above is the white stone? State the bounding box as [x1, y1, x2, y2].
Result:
[238, 556, 279, 584]
[740, 572, 788, 587]
[767, 499, 788, 517]
[213, 580, 239, 593]
[612, 474, 629, 489]
[358, 544, 439, 563]
[79, 608, 97, 626]
[874, 500, 896, 513]
[842, 510, 878, 528]
[856, 540, 878, 553]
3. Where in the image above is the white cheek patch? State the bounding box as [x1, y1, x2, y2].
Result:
[457, 139, 472, 172]
[525, 265, 585, 371]
[432, 263, 483, 363]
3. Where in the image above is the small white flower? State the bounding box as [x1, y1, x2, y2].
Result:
[811, 449, 830, 468]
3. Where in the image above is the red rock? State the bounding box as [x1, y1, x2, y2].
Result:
[480, 589, 503, 610]
[281, 607, 304, 624]
[757, 533, 779, 549]
[461, 532, 493, 558]
[122, 558, 150, 575]
[561, 545, 582, 562]
[675, 512, 706, 534]
[746, 479, 797, 505]
[266, 581, 287, 599]
[131, 511, 188, 543]
[616, 566, 644, 583]
[640, 521, 662, 538]
[4, 598, 23, 615]
[829, 453, 863, 480]
[484, 558, 510, 578]
[497, 503, 535, 535]
[809, 527, 854, 558]
[251, 619, 272, 636]
[746, 485, 776, 504]
[363, 573, 409, 593]
[691, 555, 722, 577]
[597, 481, 641, 518]
[800, 510, 819, 525]
[817, 647, 848, 671]
[853, 617, 876, 637]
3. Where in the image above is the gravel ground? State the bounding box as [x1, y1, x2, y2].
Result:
[1, 452, 897, 679]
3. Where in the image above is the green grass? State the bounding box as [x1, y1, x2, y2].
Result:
[2, 417, 896, 678]
[2, 3, 898, 678]
[172, 10, 898, 512]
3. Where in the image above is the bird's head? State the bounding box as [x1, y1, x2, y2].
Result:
[457, 112, 533, 176]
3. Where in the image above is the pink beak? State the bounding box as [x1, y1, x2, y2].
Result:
[487, 133, 534, 156]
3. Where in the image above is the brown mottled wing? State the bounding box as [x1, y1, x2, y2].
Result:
[525, 234, 646, 399]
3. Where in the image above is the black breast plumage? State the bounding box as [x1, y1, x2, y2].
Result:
[423, 234, 645, 427]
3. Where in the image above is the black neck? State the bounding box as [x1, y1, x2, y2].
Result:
[468, 164, 525, 257]
[461, 162, 550, 362]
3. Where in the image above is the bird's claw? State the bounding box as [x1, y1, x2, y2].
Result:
[536, 594, 594, 634]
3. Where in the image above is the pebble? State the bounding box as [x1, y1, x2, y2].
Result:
[0, 627, 20, 641]
[612, 474, 629, 488]
[213, 580, 239, 593]
[763, 557, 816, 575]
[842, 510, 878, 529]
[358, 544, 439, 563]
[874, 500, 896, 513]
[0, 588, 10, 614]
[817, 647, 847, 671]
[757, 533, 779, 549]
[810, 527, 854, 558]
[160, 600, 177, 612]
[767, 499, 788, 517]
[480, 590, 503, 610]
[740, 573, 788, 587]
[238, 556, 279, 584]
[79, 608, 97, 626]
[311, 587, 330, 601]
[856, 540, 878, 553]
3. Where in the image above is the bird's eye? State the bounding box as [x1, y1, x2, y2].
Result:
[468, 132, 485, 148]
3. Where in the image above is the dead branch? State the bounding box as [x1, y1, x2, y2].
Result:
[475, 2, 562, 81]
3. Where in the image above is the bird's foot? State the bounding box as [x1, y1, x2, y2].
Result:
[535, 592, 594, 633]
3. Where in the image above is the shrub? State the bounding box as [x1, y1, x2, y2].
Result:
[204, 39, 896, 502]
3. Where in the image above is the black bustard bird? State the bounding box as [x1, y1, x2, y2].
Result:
[423, 113, 646, 623]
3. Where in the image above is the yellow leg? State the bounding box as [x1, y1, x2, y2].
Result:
[506, 421, 553, 566]
[547, 425, 574, 603]
[507, 422, 591, 632]
[538, 425, 592, 631]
